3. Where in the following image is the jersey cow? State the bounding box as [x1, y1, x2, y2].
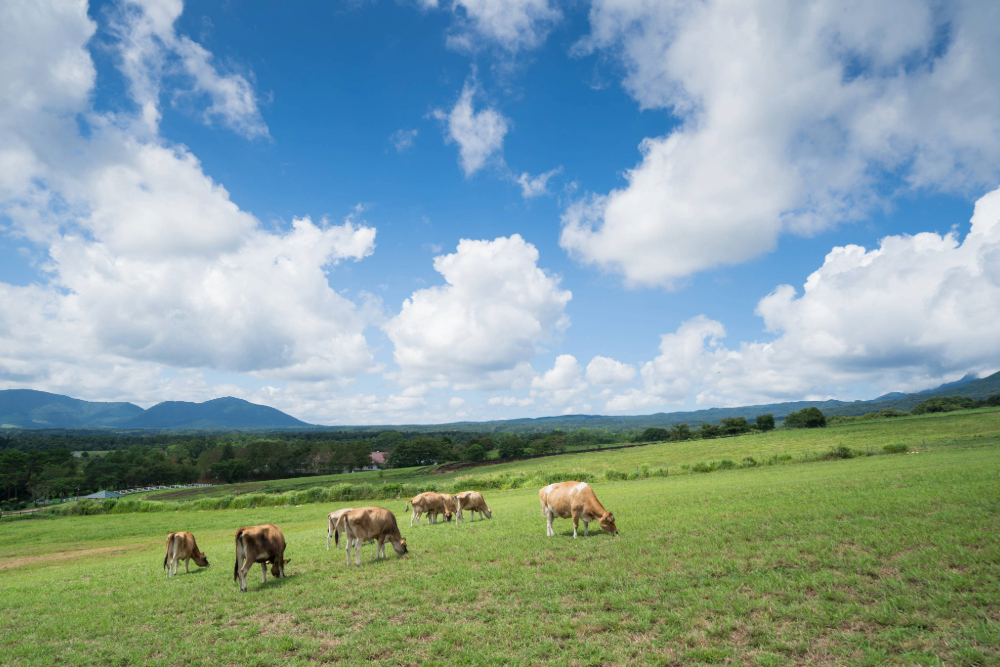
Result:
[335, 507, 408, 565]
[405, 492, 453, 526]
[327, 508, 355, 551]
[539, 481, 618, 539]
[163, 531, 209, 577]
[454, 491, 492, 522]
[233, 524, 290, 592]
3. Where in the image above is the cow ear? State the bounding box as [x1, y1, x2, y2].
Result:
[284, 558, 292, 564]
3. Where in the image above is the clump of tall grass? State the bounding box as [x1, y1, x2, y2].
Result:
[882, 443, 909, 454]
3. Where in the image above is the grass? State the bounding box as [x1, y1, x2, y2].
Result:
[1, 442, 998, 666]
[134, 407, 1000, 504]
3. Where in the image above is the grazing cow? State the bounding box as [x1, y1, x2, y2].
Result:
[405, 492, 453, 526]
[454, 491, 492, 523]
[327, 508, 355, 551]
[163, 531, 209, 577]
[539, 481, 618, 539]
[335, 507, 408, 566]
[233, 524, 290, 592]
[440, 493, 458, 522]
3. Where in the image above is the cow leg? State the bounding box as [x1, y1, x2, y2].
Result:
[185, 558, 190, 573]
[583, 521, 589, 537]
[346, 538, 353, 566]
[261, 562, 267, 584]
[573, 515, 579, 539]
[355, 540, 362, 566]
[546, 511, 554, 537]
[238, 560, 251, 592]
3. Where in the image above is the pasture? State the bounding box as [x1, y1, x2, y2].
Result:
[1, 444, 998, 666]
[135, 407, 1000, 503]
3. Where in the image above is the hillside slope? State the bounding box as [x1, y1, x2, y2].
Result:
[0, 390, 143, 428]
[123, 397, 309, 429]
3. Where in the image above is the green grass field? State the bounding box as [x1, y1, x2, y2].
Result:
[135, 408, 1000, 503]
[2, 436, 998, 665]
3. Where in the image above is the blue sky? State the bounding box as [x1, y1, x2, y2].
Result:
[1, 0, 998, 424]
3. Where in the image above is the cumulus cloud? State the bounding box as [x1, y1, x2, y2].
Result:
[585, 355, 636, 387]
[0, 0, 377, 406]
[113, 0, 269, 138]
[432, 79, 509, 177]
[564, 0, 1000, 287]
[516, 167, 561, 198]
[529, 354, 588, 407]
[418, 0, 561, 53]
[384, 234, 571, 387]
[601, 184, 1000, 410]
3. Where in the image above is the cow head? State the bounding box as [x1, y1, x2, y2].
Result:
[444, 510, 454, 522]
[599, 512, 618, 535]
[270, 558, 291, 576]
[194, 551, 210, 567]
[392, 537, 408, 556]
[483, 507, 492, 519]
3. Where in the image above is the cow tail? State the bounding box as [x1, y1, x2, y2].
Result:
[404, 500, 411, 513]
[163, 534, 172, 570]
[234, 530, 244, 581]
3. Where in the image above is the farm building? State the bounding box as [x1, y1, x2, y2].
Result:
[84, 490, 122, 499]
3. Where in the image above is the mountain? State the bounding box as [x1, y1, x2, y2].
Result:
[2, 370, 998, 432]
[344, 371, 1000, 433]
[915, 372, 980, 395]
[124, 397, 309, 429]
[0, 391, 308, 430]
[0, 390, 143, 429]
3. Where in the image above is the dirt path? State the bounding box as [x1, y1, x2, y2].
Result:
[0, 542, 157, 571]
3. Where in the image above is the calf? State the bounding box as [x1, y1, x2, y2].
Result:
[163, 531, 209, 577]
[405, 492, 453, 526]
[233, 524, 290, 592]
[539, 481, 618, 539]
[454, 491, 492, 523]
[335, 507, 408, 566]
[327, 508, 355, 551]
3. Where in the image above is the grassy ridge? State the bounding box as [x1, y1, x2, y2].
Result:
[1, 446, 998, 666]
[127, 408, 1000, 504]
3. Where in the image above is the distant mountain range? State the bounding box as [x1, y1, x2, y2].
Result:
[0, 391, 309, 430]
[1, 370, 998, 432]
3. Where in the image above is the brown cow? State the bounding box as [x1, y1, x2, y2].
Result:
[163, 531, 209, 577]
[539, 481, 618, 539]
[335, 507, 408, 566]
[454, 491, 492, 523]
[233, 524, 290, 592]
[440, 493, 458, 522]
[327, 508, 355, 551]
[405, 492, 453, 526]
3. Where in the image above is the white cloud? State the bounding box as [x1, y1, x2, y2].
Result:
[432, 79, 509, 177]
[585, 355, 636, 387]
[602, 184, 1000, 410]
[391, 128, 418, 152]
[384, 234, 571, 386]
[516, 167, 561, 198]
[419, 0, 561, 53]
[448, 396, 466, 408]
[529, 354, 588, 407]
[0, 0, 378, 406]
[113, 0, 269, 139]
[564, 0, 1000, 287]
[487, 394, 534, 407]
